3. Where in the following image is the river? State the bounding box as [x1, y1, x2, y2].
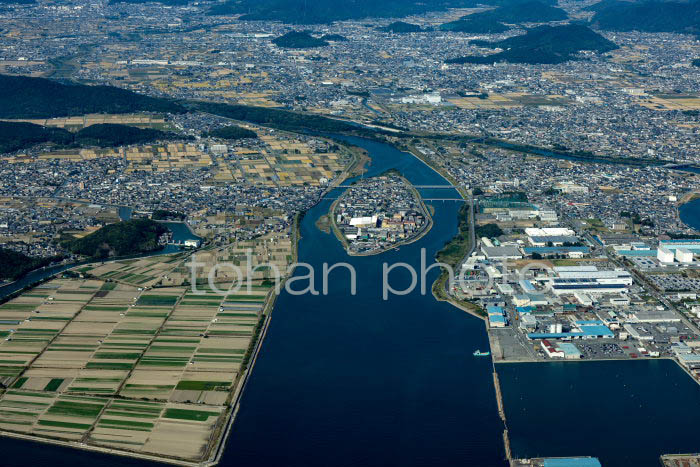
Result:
[220, 135, 505, 466]
[2, 136, 700, 466]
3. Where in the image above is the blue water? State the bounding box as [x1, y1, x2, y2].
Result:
[2, 136, 700, 466]
[500, 360, 700, 465]
[670, 165, 700, 175]
[118, 206, 133, 221]
[679, 198, 700, 231]
[159, 221, 202, 243]
[221, 135, 506, 466]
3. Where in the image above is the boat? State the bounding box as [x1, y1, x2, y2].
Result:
[473, 350, 490, 357]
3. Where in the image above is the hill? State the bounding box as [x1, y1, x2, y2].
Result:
[379, 21, 426, 33]
[0, 248, 63, 281]
[440, 17, 510, 33]
[440, 1, 565, 33]
[208, 0, 471, 23]
[0, 121, 177, 154]
[74, 124, 176, 147]
[63, 219, 167, 259]
[583, 0, 633, 12]
[590, 0, 700, 34]
[0, 74, 185, 119]
[205, 125, 258, 140]
[272, 31, 329, 48]
[470, 1, 568, 23]
[447, 24, 618, 64]
[151, 210, 186, 221]
[0, 122, 73, 153]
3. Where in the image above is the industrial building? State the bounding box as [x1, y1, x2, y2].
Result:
[657, 239, 700, 264]
[481, 245, 523, 260]
[657, 246, 675, 264]
[548, 267, 632, 295]
[487, 306, 508, 328]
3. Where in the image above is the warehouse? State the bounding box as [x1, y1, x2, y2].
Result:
[676, 248, 694, 264]
[549, 267, 632, 295]
[528, 235, 580, 247]
[629, 308, 681, 323]
[523, 246, 589, 258]
[487, 306, 508, 328]
[557, 342, 583, 359]
[481, 245, 523, 260]
[623, 323, 654, 341]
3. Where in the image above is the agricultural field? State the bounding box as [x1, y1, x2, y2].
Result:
[0, 246, 284, 463]
[80, 254, 185, 288]
[639, 93, 700, 111]
[155, 232, 294, 287]
[220, 132, 350, 187]
[447, 92, 571, 109]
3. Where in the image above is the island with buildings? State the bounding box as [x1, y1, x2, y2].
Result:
[331, 173, 431, 255]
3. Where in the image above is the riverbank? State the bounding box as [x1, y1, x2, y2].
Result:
[680, 190, 700, 205]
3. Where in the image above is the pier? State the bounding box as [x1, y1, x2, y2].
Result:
[493, 370, 512, 465]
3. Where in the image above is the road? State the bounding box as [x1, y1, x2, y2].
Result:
[446, 193, 476, 296]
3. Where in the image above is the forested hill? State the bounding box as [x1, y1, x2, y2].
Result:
[0, 74, 185, 119]
[0, 121, 177, 154]
[63, 219, 167, 259]
[0, 122, 73, 154]
[379, 22, 427, 33]
[0, 248, 63, 281]
[208, 0, 471, 23]
[447, 24, 618, 65]
[589, 0, 700, 35]
[472, 1, 567, 23]
[272, 31, 329, 48]
[73, 124, 178, 147]
[440, 17, 509, 33]
[439, 1, 565, 33]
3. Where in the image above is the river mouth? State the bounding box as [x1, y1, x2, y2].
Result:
[219, 135, 507, 467]
[224, 136, 700, 467]
[3, 136, 700, 466]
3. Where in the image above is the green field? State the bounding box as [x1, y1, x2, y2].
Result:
[136, 295, 179, 306]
